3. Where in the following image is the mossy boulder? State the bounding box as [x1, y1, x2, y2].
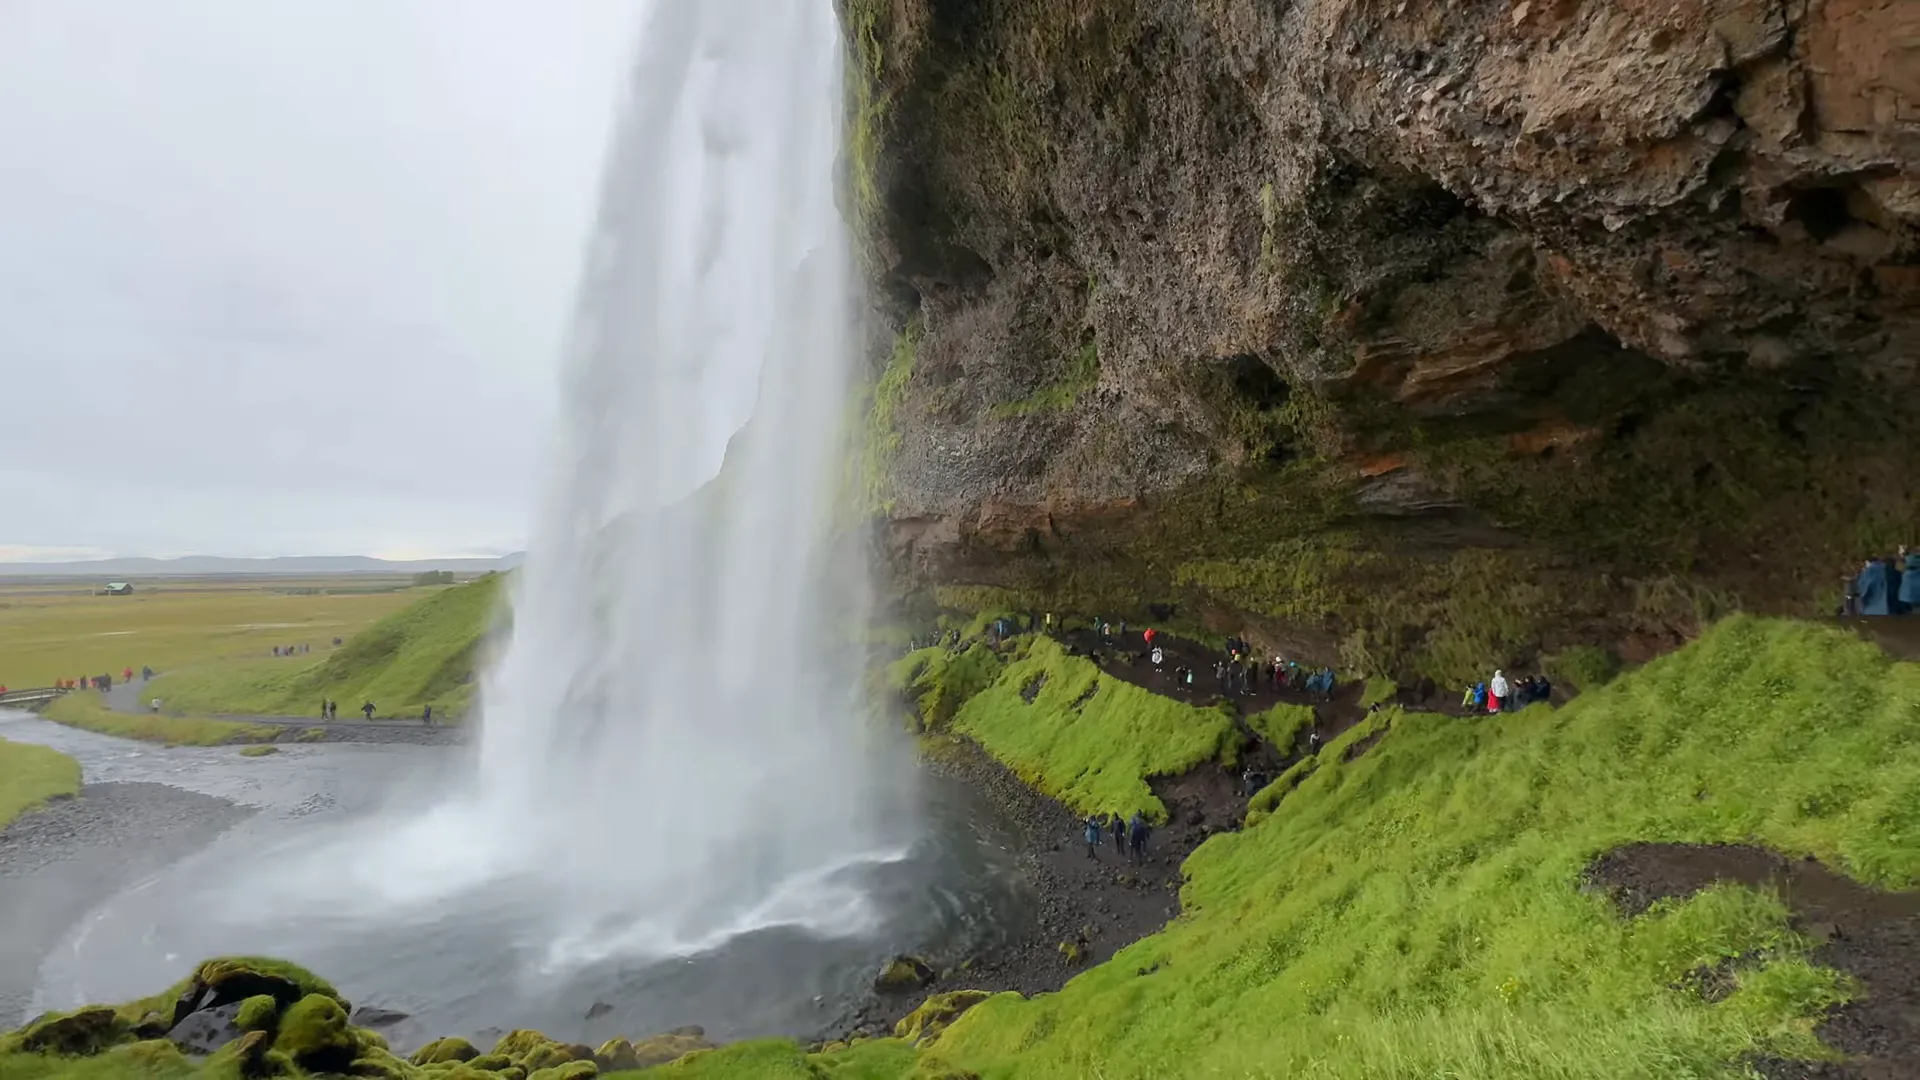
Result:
[526, 1063, 599, 1080]
[467, 1052, 515, 1070]
[206, 1029, 274, 1077]
[628, 1030, 715, 1068]
[345, 1048, 413, 1079]
[272, 993, 356, 1073]
[412, 1036, 481, 1064]
[894, 990, 994, 1045]
[873, 954, 936, 993]
[491, 1029, 556, 1059]
[592, 1038, 640, 1071]
[173, 956, 346, 1026]
[7, 1006, 129, 1056]
[235, 994, 280, 1034]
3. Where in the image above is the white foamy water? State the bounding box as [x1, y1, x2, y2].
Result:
[193, 0, 915, 971]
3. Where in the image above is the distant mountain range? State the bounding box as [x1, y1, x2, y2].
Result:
[0, 553, 524, 578]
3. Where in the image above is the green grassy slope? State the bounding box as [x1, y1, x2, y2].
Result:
[0, 737, 80, 828]
[41, 693, 280, 747]
[144, 576, 502, 719]
[11, 618, 1919, 1079]
[903, 635, 1236, 820]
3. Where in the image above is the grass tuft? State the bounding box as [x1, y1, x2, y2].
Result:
[0, 737, 80, 828]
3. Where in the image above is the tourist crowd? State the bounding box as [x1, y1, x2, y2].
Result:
[1839, 547, 1920, 615]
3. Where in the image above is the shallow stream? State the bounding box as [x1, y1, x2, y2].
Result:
[0, 712, 1031, 1049]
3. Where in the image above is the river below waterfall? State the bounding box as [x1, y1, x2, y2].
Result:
[0, 712, 1033, 1050]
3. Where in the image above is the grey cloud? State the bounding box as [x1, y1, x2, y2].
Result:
[0, 0, 643, 559]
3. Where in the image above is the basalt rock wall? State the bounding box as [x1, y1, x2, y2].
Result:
[843, 0, 1920, 682]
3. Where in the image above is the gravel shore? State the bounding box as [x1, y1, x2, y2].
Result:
[0, 782, 250, 1025]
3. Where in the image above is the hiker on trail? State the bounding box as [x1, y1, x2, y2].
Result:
[1535, 675, 1553, 703]
[1900, 547, 1920, 614]
[1143, 628, 1157, 648]
[422, 704, 434, 727]
[1083, 815, 1103, 860]
[1151, 646, 1164, 667]
[1856, 557, 1894, 616]
[151, 698, 161, 713]
[1489, 670, 1509, 712]
[361, 701, 375, 721]
[1128, 813, 1150, 863]
[1308, 728, 1322, 754]
[1117, 620, 1128, 640]
[1110, 813, 1126, 853]
[141, 666, 152, 681]
[122, 667, 133, 683]
[1185, 668, 1195, 689]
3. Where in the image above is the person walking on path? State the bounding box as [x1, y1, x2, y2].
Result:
[1109, 813, 1126, 854]
[1083, 815, 1103, 860]
[422, 704, 434, 727]
[1489, 670, 1510, 713]
[150, 698, 161, 713]
[361, 701, 376, 721]
[1128, 813, 1151, 864]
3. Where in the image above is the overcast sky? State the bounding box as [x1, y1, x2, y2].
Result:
[0, 0, 642, 561]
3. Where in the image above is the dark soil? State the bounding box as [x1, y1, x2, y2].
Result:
[830, 739, 1225, 1042]
[1586, 842, 1920, 1079]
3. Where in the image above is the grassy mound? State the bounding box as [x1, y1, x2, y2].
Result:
[146, 575, 502, 719]
[41, 693, 279, 747]
[0, 737, 79, 828]
[944, 635, 1236, 820]
[931, 616, 1918, 1077]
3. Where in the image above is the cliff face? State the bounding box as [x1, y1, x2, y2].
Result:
[845, 0, 1920, 682]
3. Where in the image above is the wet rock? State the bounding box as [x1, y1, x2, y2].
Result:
[271, 993, 357, 1074]
[873, 954, 937, 993]
[583, 1001, 613, 1021]
[168, 1001, 245, 1055]
[13, 1006, 128, 1056]
[349, 1005, 410, 1029]
[666, 1024, 705, 1039]
[894, 990, 994, 1045]
[410, 1035, 480, 1064]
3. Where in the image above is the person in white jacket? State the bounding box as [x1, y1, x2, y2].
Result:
[1489, 670, 1510, 712]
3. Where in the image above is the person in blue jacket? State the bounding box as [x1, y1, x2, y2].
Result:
[1083, 815, 1103, 860]
[1899, 547, 1920, 614]
[1856, 557, 1893, 616]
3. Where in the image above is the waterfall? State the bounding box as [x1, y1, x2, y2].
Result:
[464, 0, 906, 967]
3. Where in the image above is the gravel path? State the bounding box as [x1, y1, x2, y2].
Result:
[0, 781, 250, 1025]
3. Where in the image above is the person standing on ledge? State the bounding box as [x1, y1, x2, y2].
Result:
[361, 700, 376, 721]
[1128, 812, 1151, 864]
[422, 703, 434, 727]
[1109, 812, 1126, 854]
[1083, 815, 1103, 860]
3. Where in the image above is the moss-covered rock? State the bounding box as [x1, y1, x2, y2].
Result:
[345, 1047, 413, 1079]
[628, 1030, 716, 1068]
[592, 1038, 639, 1072]
[873, 954, 936, 993]
[490, 1029, 555, 1060]
[206, 1029, 274, 1078]
[271, 993, 356, 1073]
[894, 990, 995, 1045]
[466, 1052, 514, 1070]
[5, 1006, 128, 1056]
[526, 1062, 598, 1080]
[411, 1036, 481, 1065]
[234, 994, 280, 1034]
